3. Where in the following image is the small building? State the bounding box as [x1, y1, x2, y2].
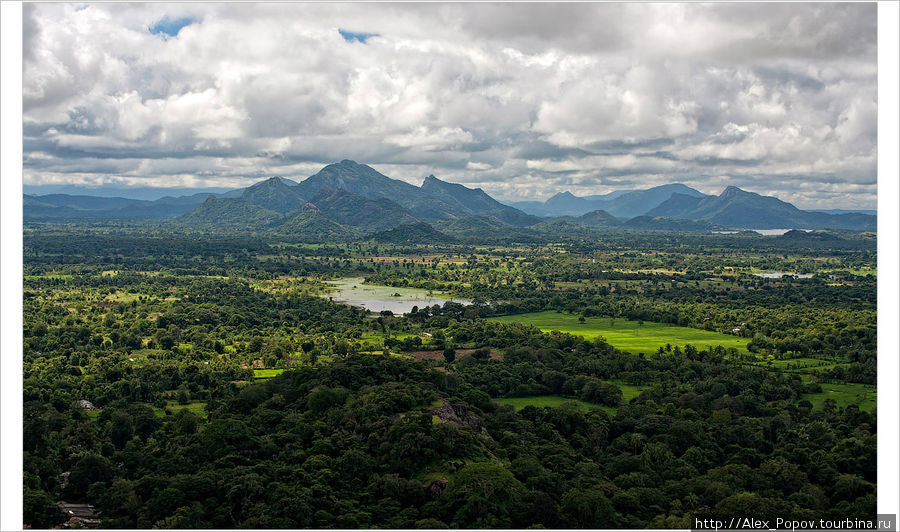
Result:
[56, 502, 101, 528]
[77, 400, 98, 411]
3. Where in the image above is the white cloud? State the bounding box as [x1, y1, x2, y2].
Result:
[22, 2, 877, 208]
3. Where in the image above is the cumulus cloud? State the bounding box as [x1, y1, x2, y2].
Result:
[22, 3, 877, 208]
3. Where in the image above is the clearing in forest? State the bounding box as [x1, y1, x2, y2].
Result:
[487, 311, 749, 354]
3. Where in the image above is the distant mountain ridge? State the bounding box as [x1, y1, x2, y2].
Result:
[511, 183, 706, 217]
[647, 186, 877, 231]
[24, 161, 876, 233]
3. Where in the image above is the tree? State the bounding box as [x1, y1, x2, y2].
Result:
[24, 487, 63, 529]
[443, 347, 456, 364]
[110, 410, 134, 448]
[558, 487, 620, 528]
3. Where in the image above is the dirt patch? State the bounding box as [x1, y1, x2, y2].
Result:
[428, 477, 448, 497]
[408, 349, 477, 361]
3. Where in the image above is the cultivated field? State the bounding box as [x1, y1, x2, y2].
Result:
[487, 311, 749, 354]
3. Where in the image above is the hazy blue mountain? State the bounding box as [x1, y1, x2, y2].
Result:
[648, 186, 877, 231]
[602, 184, 707, 218]
[23, 193, 210, 221]
[420, 174, 541, 226]
[505, 200, 545, 213]
[23, 185, 237, 201]
[511, 184, 706, 217]
[24, 193, 148, 211]
[551, 209, 622, 228]
[645, 193, 705, 218]
[623, 216, 725, 232]
[543, 191, 597, 216]
[150, 193, 221, 207]
[509, 192, 604, 217]
[583, 190, 634, 201]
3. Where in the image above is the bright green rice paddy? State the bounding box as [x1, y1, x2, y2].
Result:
[487, 311, 749, 354]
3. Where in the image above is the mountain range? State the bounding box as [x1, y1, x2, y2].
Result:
[24, 160, 877, 237]
[509, 183, 707, 218]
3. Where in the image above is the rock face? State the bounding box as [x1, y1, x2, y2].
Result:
[428, 400, 481, 431]
[428, 477, 449, 497]
[301, 202, 320, 214]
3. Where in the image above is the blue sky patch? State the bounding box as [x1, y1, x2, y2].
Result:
[339, 28, 378, 43]
[149, 16, 198, 39]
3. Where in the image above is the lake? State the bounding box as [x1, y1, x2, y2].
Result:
[753, 272, 813, 279]
[712, 229, 814, 236]
[323, 277, 471, 315]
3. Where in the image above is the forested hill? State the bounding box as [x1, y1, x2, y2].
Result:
[23, 331, 876, 529]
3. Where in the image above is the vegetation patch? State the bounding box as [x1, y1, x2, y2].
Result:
[802, 382, 876, 412]
[253, 368, 286, 379]
[495, 395, 611, 413]
[160, 400, 208, 418]
[487, 311, 749, 354]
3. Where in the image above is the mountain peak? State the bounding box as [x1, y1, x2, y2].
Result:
[421, 174, 442, 186]
[550, 191, 576, 200]
[239, 175, 305, 213]
[721, 186, 751, 197]
[247, 176, 298, 189]
[339, 159, 359, 166]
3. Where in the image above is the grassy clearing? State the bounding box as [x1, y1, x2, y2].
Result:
[614, 381, 650, 402]
[253, 368, 286, 379]
[487, 311, 748, 354]
[821, 267, 876, 277]
[24, 274, 74, 280]
[103, 291, 145, 303]
[802, 383, 876, 412]
[752, 357, 853, 374]
[496, 382, 651, 414]
[157, 400, 208, 418]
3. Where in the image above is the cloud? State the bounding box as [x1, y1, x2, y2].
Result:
[21, 3, 877, 209]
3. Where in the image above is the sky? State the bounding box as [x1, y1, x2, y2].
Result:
[21, 3, 878, 209]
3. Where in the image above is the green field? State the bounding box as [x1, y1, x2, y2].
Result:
[495, 381, 650, 414]
[802, 382, 876, 412]
[614, 381, 650, 402]
[253, 368, 286, 379]
[159, 400, 208, 418]
[756, 357, 852, 374]
[487, 311, 749, 354]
